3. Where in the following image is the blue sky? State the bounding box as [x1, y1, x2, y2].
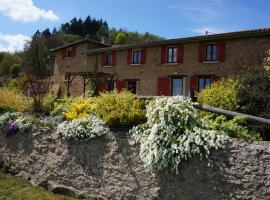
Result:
[0, 0, 270, 52]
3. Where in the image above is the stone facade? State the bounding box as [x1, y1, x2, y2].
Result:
[52, 30, 270, 96]
[0, 128, 270, 200]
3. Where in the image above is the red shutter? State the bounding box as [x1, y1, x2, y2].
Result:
[161, 46, 167, 64]
[98, 82, 106, 92]
[101, 53, 105, 66]
[61, 50, 66, 59]
[157, 77, 171, 96]
[72, 46, 76, 57]
[127, 49, 132, 65]
[199, 44, 206, 63]
[212, 74, 220, 83]
[190, 75, 198, 93]
[116, 80, 126, 92]
[218, 42, 225, 62]
[177, 45, 184, 63]
[141, 48, 146, 64]
[112, 52, 116, 66]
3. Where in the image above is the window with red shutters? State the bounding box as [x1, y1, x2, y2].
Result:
[116, 80, 126, 92]
[161, 46, 167, 64]
[157, 77, 171, 96]
[177, 45, 184, 63]
[127, 49, 132, 65]
[61, 50, 65, 59]
[71, 46, 76, 57]
[190, 75, 198, 93]
[199, 44, 206, 63]
[218, 42, 225, 62]
[141, 48, 146, 64]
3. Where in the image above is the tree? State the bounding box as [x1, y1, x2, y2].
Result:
[115, 32, 127, 45]
[10, 63, 21, 77]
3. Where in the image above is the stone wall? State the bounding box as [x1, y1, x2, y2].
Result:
[0, 127, 270, 200]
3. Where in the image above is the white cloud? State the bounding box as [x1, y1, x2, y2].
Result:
[0, 33, 30, 52]
[0, 0, 59, 22]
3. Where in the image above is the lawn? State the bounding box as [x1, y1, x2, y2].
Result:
[0, 170, 90, 200]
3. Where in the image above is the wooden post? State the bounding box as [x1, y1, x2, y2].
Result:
[83, 77, 86, 97]
[67, 73, 70, 97]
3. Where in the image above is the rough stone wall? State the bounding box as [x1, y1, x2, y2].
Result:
[0, 128, 270, 200]
[89, 36, 270, 96]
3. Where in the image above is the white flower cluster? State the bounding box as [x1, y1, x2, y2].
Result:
[0, 112, 32, 132]
[57, 115, 109, 140]
[131, 96, 228, 173]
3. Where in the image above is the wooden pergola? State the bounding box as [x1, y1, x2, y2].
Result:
[65, 71, 114, 96]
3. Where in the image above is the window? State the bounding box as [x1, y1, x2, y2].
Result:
[126, 80, 138, 94]
[105, 53, 113, 66]
[167, 47, 177, 63]
[198, 76, 211, 92]
[206, 44, 218, 61]
[66, 48, 73, 58]
[172, 77, 185, 96]
[132, 50, 141, 64]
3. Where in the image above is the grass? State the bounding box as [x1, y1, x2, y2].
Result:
[0, 169, 90, 200]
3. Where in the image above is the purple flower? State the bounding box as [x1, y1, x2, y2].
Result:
[3, 122, 17, 137]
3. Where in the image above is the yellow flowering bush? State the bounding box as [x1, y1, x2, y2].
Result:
[95, 90, 146, 127]
[62, 97, 96, 121]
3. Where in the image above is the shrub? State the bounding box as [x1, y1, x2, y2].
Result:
[57, 115, 109, 140]
[205, 115, 261, 140]
[131, 97, 227, 173]
[61, 97, 96, 121]
[9, 64, 21, 77]
[42, 93, 56, 115]
[95, 90, 146, 127]
[197, 77, 241, 111]
[238, 73, 270, 140]
[0, 88, 31, 112]
[8, 80, 23, 91]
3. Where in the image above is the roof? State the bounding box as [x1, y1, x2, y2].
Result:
[50, 38, 111, 52]
[85, 28, 270, 54]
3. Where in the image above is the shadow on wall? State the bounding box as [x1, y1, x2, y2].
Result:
[157, 148, 240, 200]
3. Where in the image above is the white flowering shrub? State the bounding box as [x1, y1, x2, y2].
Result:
[131, 96, 228, 173]
[0, 112, 32, 133]
[57, 115, 109, 140]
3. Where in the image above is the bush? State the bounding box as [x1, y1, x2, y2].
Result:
[205, 115, 261, 140]
[238, 73, 270, 139]
[0, 88, 31, 112]
[57, 115, 109, 140]
[8, 80, 23, 91]
[131, 97, 227, 173]
[42, 93, 56, 115]
[61, 97, 96, 121]
[197, 77, 241, 111]
[95, 90, 146, 127]
[9, 64, 21, 77]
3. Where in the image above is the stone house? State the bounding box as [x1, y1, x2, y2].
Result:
[51, 28, 270, 97]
